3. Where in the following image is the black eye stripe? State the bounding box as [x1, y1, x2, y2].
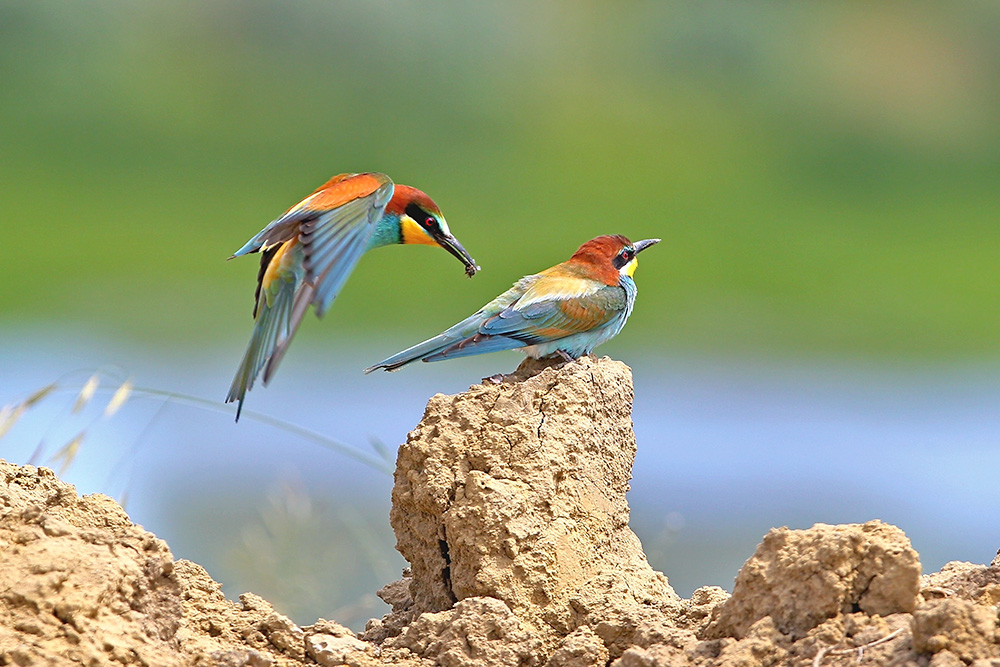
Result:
[405, 202, 438, 231]
[612, 248, 635, 270]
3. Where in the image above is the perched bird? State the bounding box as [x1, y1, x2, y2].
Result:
[365, 234, 659, 372]
[227, 172, 479, 419]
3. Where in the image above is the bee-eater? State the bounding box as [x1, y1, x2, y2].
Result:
[227, 172, 479, 420]
[365, 235, 659, 373]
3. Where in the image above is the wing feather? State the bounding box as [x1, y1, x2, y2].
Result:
[363, 276, 534, 372]
[301, 179, 394, 316]
[376, 278, 626, 367]
[227, 245, 306, 419]
[228, 173, 395, 416]
[479, 281, 625, 344]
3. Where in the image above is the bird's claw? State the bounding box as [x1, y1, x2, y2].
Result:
[556, 350, 575, 363]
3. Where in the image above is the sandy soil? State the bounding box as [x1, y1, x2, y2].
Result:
[2, 356, 998, 666]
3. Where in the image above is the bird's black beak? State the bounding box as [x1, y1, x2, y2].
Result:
[437, 232, 480, 277]
[634, 238, 661, 255]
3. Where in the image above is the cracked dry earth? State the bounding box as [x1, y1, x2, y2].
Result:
[2, 356, 1000, 666]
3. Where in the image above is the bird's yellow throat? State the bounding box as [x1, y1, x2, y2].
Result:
[400, 215, 437, 246]
[624, 257, 638, 277]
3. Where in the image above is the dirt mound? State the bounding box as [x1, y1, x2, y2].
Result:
[382, 356, 685, 657]
[2, 356, 998, 666]
[0, 461, 368, 667]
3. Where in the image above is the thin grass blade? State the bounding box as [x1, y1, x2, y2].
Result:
[368, 436, 393, 466]
[52, 430, 86, 474]
[104, 380, 133, 417]
[73, 375, 100, 414]
[0, 403, 27, 440]
[27, 440, 46, 466]
[24, 382, 57, 407]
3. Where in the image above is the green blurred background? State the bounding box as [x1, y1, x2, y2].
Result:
[3, 1, 1000, 629]
[4, 1, 999, 357]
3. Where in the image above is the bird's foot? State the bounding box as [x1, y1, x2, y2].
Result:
[555, 349, 576, 363]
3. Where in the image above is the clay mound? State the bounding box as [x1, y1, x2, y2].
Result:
[382, 356, 685, 652]
[3, 356, 999, 666]
[0, 461, 372, 667]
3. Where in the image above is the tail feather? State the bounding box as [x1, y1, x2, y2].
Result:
[364, 309, 491, 372]
[365, 287, 532, 373]
[364, 331, 464, 373]
[423, 334, 524, 362]
[262, 282, 314, 385]
[226, 278, 309, 420]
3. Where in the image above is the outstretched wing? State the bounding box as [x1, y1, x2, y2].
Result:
[296, 173, 394, 316]
[227, 173, 394, 418]
[230, 172, 394, 316]
[227, 241, 309, 420]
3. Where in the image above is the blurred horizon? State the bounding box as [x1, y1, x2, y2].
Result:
[3, 1, 1000, 359]
[3, 1, 999, 630]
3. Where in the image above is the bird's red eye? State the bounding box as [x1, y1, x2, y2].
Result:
[424, 217, 435, 228]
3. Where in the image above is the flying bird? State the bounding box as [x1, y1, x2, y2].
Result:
[365, 234, 658, 372]
[227, 172, 479, 419]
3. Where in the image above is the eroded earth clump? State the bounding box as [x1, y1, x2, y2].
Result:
[2, 356, 999, 666]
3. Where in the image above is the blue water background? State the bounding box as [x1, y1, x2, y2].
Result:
[2, 328, 998, 625]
